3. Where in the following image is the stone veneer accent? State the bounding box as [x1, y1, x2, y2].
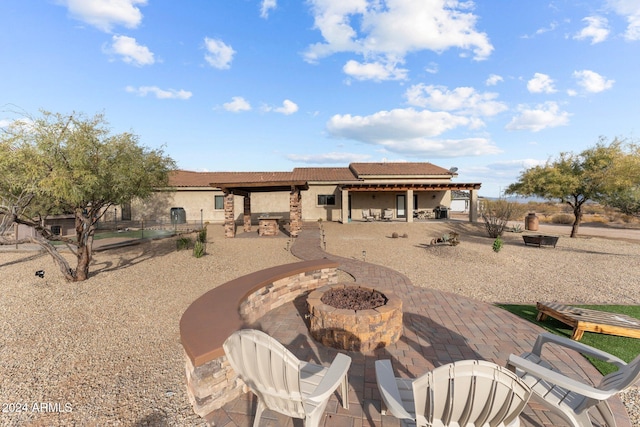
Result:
[223, 193, 235, 238]
[257, 218, 280, 236]
[182, 264, 338, 419]
[243, 196, 251, 232]
[307, 284, 403, 352]
[289, 189, 302, 237]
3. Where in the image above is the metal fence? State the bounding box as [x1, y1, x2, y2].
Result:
[96, 219, 205, 237]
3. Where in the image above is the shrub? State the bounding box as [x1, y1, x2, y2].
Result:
[391, 232, 399, 238]
[401, 233, 408, 238]
[492, 236, 503, 252]
[551, 214, 573, 224]
[193, 240, 205, 258]
[176, 236, 192, 251]
[197, 227, 207, 243]
[481, 199, 526, 238]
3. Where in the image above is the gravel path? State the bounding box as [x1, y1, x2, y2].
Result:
[1, 221, 639, 426]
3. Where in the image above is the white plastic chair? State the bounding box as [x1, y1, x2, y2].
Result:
[362, 209, 375, 221]
[383, 209, 394, 221]
[508, 332, 640, 427]
[375, 359, 532, 427]
[223, 329, 351, 427]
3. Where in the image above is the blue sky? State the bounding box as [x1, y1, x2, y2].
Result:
[1, 0, 639, 196]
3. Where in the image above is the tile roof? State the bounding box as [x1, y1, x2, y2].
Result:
[169, 162, 455, 188]
[169, 170, 294, 187]
[291, 167, 358, 181]
[349, 162, 452, 176]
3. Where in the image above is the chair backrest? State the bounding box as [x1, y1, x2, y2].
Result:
[223, 329, 306, 419]
[597, 353, 640, 396]
[383, 209, 393, 218]
[412, 360, 531, 427]
[362, 209, 371, 217]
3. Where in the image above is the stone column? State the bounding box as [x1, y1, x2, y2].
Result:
[289, 188, 302, 237]
[243, 195, 251, 232]
[340, 188, 349, 223]
[406, 189, 414, 223]
[224, 192, 235, 238]
[469, 189, 478, 223]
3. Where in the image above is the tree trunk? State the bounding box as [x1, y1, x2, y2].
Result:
[570, 201, 584, 238]
[74, 211, 96, 282]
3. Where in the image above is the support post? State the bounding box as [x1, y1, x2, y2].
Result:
[469, 189, 478, 223]
[406, 190, 414, 223]
[289, 187, 302, 237]
[243, 195, 251, 232]
[224, 192, 235, 238]
[340, 188, 349, 223]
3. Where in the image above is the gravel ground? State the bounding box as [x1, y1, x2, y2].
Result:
[1, 221, 639, 426]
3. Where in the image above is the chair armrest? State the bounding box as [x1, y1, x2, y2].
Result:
[532, 333, 626, 368]
[375, 359, 413, 420]
[306, 353, 351, 403]
[508, 354, 614, 400]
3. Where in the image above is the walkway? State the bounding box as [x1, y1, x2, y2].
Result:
[207, 223, 631, 427]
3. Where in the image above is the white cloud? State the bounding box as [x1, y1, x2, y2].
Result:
[223, 97, 252, 112]
[487, 158, 546, 171]
[425, 62, 439, 74]
[485, 74, 503, 86]
[527, 73, 556, 94]
[505, 102, 570, 132]
[125, 86, 192, 100]
[404, 84, 507, 117]
[304, 0, 493, 81]
[106, 35, 154, 66]
[204, 37, 235, 69]
[343, 59, 408, 81]
[572, 70, 615, 93]
[607, 0, 640, 41]
[59, 0, 146, 32]
[263, 99, 299, 115]
[574, 16, 610, 44]
[286, 152, 372, 164]
[325, 108, 501, 157]
[260, 0, 277, 18]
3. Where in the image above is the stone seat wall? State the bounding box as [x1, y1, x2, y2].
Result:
[179, 259, 339, 418]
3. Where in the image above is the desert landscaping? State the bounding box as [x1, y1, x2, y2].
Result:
[1, 219, 639, 425]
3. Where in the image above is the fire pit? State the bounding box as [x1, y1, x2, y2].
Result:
[307, 284, 403, 352]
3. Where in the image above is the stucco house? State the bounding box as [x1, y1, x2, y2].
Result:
[135, 162, 481, 237]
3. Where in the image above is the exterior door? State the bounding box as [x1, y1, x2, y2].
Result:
[396, 195, 406, 218]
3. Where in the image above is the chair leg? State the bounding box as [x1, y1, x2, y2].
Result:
[594, 401, 617, 427]
[305, 411, 324, 427]
[341, 373, 349, 409]
[253, 399, 265, 427]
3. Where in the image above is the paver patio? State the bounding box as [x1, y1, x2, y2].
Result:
[206, 224, 631, 427]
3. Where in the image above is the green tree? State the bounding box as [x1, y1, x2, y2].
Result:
[598, 144, 640, 217]
[505, 138, 639, 237]
[0, 111, 175, 281]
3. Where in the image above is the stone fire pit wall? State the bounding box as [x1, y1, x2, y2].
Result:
[307, 284, 403, 352]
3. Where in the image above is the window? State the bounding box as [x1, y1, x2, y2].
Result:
[214, 195, 225, 210]
[317, 194, 336, 206]
[121, 202, 132, 221]
[51, 225, 62, 236]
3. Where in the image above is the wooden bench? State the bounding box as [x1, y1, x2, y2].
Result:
[180, 259, 339, 418]
[536, 301, 640, 340]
